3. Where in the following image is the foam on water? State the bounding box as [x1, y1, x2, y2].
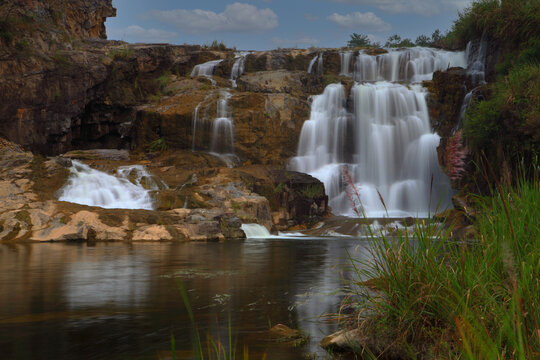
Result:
[58, 161, 165, 210]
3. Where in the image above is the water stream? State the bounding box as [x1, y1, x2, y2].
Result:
[292, 47, 467, 217]
[58, 161, 166, 210]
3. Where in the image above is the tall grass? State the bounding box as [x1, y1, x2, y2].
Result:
[175, 281, 265, 360]
[343, 171, 539, 358]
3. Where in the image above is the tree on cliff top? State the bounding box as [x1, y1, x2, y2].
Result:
[347, 33, 379, 48]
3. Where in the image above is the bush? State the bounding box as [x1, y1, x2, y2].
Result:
[464, 63, 540, 161]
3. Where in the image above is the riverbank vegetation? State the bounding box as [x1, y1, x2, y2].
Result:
[338, 1, 540, 357]
[452, 0, 539, 184]
[343, 172, 539, 358]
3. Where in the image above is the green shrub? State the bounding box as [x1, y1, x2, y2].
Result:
[464, 63, 540, 160]
[157, 71, 172, 91]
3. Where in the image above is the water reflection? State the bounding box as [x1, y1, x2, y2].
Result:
[0, 239, 374, 359]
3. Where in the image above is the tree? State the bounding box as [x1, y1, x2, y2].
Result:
[385, 34, 414, 48]
[431, 29, 442, 43]
[347, 33, 371, 47]
[415, 34, 431, 47]
[385, 34, 401, 47]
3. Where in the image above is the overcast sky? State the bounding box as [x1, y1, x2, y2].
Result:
[106, 0, 473, 50]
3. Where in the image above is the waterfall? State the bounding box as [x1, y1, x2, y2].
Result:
[353, 47, 467, 83]
[191, 59, 223, 85]
[466, 38, 488, 85]
[308, 53, 323, 75]
[340, 50, 353, 76]
[291, 47, 465, 218]
[241, 224, 272, 238]
[59, 161, 166, 210]
[230, 53, 247, 87]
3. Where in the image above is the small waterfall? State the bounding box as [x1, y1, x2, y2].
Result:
[191, 59, 223, 85]
[241, 224, 272, 238]
[308, 53, 323, 75]
[466, 38, 488, 85]
[210, 90, 234, 154]
[230, 53, 247, 87]
[208, 90, 238, 167]
[353, 47, 467, 83]
[340, 50, 354, 76]
[59, 161, 166, 210]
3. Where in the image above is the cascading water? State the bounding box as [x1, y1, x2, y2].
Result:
[191, 59, 223, 85]
[210, 90, 235, 154]
[340, 50, 353, 76]
[59, 161, 166, 210]
[465, 38, 488, 85]
[291, 47, 467, 218]
[230, 53, 247, 87]
[308, 53, 323, 75]
[353, 47, 467, 82]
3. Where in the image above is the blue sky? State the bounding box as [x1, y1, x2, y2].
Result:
[106, 0, 473, 50]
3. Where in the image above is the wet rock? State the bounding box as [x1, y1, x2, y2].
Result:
[54, 157, 73, 168]
[321, 327, 401, 358]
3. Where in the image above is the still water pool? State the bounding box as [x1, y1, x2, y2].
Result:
[0, 238, 373, 359]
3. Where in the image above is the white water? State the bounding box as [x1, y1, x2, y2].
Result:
[308, 53, 323, 75]
[353, 47, 466, 83]
[340, 50, 354, 76]
[230, 53, 247, 87]
[191, 59, 223, 85]
[241, 224, 272, 238]
[466, 38, 487, 85]
[59, 161, 166, 210]
[210, 90, 235, 155]
[291, 47, 464, 218]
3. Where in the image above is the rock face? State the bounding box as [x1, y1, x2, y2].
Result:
[0, 143, 328, 242]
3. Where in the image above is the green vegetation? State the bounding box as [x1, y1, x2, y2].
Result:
[146, 138, 169, 152]
[343, 172, 539, 358]
[449, 0, 540, 180]
[464, 63, 540, 160]
[347, 33, 379, 48]
[445, 0, 540, 50]
[175, 281, 265, 359]
[157, 71, 172, 91]
[108, 45, 134, 60]
[299, 183, 324, 198]
[347, 29, 445, 49]
[203, 40, 228, 51]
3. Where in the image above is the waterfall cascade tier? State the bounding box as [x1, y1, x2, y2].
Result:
[230, 53, 247, 87]
[308, 53, 323, 75]
[341, 47, 467, 83]
[191, 89, 238, 167]
[191, 59, 223, 77]
[465, 38, 488, 85]
[291, 47, 466, 218]
[59, 161, 167, 210]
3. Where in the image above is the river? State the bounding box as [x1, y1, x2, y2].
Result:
[0, 237, 374, 359]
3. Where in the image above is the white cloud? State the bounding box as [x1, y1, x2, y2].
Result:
[108, 25, 178, 43]
[327, 12, 391, 32]
[142, 3, 278, 34]
[271, 36, 320, 47]
[332, 0, 473, 16]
